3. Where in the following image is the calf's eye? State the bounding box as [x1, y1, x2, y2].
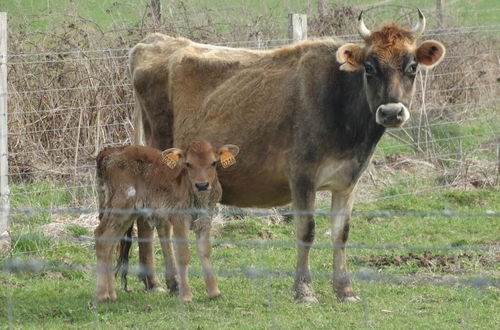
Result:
[211, 161, 217, 167]
[185, 162, 192, 168]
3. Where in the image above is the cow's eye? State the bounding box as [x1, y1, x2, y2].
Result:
[185, 162, 192, 168]
[211, 161, 217, 167]
[406, 63, 418, 75]
[364, 62, 376, 75]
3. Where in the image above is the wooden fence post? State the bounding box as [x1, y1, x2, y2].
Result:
[436, 0, 443, 28]
[288, 14, 307, 43]
[0, 12, 10, 255]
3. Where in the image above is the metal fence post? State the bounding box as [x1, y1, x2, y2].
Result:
[0, 12, 10, 255]
[288, 13, 307, 43]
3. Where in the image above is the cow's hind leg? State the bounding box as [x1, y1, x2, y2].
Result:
[157, 218, 179, 295]
[331, 191, 360, 302]
[137, 217, 164, 292]
[194, 216, 220, 299]
[291, 174, 318, 303]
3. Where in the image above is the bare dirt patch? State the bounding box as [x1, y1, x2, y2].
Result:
[353, 250, 499, 272]
[39, 213, 99, 239]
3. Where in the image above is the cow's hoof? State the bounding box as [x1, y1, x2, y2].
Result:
[294, 281, 318, 303]
[295, 294, 319, 303]
[337, 292, 361, 303]
[181, 295, 193, 303]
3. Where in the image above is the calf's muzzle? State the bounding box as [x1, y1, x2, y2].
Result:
[195, 182, 210, 191]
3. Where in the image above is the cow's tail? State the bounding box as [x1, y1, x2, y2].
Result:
[115, 225, 133, 292]
[133, 94, 146, 146]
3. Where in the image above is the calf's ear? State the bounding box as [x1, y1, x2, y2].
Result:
[336, 43, 364, 71]
[218, 144, 239, 168]
[416, 40, 445, 68]
[161, 148, 184, 169]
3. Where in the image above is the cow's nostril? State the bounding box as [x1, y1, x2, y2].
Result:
[397, 108, 404, 117]
[195, 182, 209, 191]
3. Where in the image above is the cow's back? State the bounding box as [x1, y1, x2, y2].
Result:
[130, 35, 341, 206]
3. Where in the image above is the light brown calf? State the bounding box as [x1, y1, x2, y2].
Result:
[94, 140, 239, 302]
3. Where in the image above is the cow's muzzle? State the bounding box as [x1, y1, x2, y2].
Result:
[376, 103, 409, 128]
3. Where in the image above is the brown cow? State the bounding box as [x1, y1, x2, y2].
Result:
[94, 141, 239, 302]
[129, 10, 445, 302]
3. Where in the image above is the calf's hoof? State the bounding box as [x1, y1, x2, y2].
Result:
[149, 286, 166, 293]
[181, 295, 193, 303]
[167, 279, 179, 295]
[208, 290, 221, 299]
[97, 293, 117, 302]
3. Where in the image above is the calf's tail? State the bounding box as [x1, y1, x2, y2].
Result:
[115, 225, 133, 292]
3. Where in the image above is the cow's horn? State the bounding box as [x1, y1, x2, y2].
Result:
[411, 8, 426, 38]
[357, 11, 371, 41]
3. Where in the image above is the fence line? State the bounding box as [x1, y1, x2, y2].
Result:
[2, 258, 497, 289]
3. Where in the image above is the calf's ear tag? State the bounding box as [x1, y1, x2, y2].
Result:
[220, 151, 236, 168]
[162, 152, 179, 169]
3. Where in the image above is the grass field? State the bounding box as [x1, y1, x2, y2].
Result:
[1, 184, 499, 328]
[4, 0, 500, 31]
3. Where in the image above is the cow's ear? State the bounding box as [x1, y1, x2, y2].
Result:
[161, 148, 184, 169]
[218, 144, 239, 168]
[416, 40, 445, 68]
[336, 43, 364, 72]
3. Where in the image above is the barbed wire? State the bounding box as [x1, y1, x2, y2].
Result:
[4, 129, 497, 158]
[5, 25, 499, 60]
[6, 102, 134, 116]
[3, 206, 499, 218]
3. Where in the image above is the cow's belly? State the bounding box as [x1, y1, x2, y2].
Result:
[218, 168, 292, 207]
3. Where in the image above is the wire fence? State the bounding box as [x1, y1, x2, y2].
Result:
[1, 2, 499, 328]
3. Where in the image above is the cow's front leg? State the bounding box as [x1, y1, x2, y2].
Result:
[331, 190, 360, 302]
[291, 174, 318, 303]
[193, 216, 220, 299]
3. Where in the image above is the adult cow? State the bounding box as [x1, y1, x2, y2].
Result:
[129, 10, 445, 302]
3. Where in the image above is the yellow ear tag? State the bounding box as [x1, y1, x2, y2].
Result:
[220, 151, 236, 168]
[162, 152, 179, 169]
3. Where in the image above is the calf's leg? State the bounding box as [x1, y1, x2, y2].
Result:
[136, 217, 163, 291]
[171, 215, 192, 303]
[95, 215, 134, 302]
[157, 218, 179, 294]
[194, 216, 220, 298]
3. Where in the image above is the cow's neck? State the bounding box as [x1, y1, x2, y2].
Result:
[321, 69, 385, 161]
